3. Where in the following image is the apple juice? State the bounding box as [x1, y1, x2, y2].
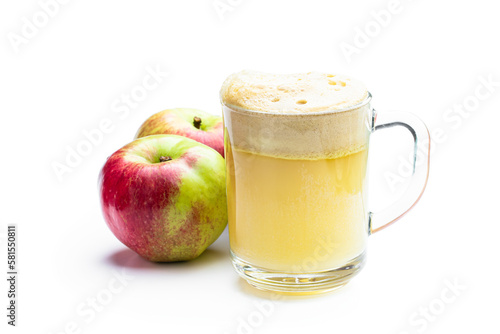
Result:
[226, 143, 369, 272]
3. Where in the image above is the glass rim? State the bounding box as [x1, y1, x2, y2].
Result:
[220, 91, 372, 116]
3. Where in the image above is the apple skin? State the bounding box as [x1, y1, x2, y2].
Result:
[98, 134, 227, 262]
[135, 108, 224, 157]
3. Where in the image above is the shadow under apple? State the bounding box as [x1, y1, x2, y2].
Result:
[105, 246, 229, 272]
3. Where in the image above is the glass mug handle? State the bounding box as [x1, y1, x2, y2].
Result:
[369, 110, 431, 234]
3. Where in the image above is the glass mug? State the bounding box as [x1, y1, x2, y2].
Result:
[222, 92, 430, 294]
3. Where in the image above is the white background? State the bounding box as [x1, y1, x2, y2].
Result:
[1, 0, 499, 333]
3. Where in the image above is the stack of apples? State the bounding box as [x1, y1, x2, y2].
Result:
[99, 108, 227, 262]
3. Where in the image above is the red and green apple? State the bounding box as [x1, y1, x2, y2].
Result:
[135, 108, 224, 157]
[98, 134, 227, 262]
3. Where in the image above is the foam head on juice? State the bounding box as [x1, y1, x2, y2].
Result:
[221, 71, 371, 272]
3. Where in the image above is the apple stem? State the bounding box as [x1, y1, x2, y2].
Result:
[159, 156, 172, 162]
[193, 116, 202, 129]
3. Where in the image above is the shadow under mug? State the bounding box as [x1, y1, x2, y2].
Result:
[222, 93, 430, 294]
